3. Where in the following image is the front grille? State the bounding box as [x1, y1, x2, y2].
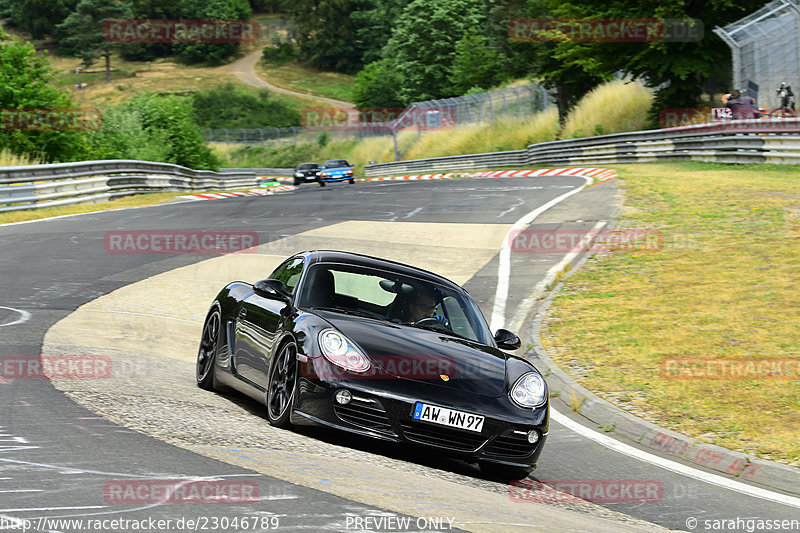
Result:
[334, 396, 394, 435]
[484, 431, 538, 458]
[400, 422, 487, 452]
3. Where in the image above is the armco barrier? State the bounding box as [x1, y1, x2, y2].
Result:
[365, 118, 800, 176]
[0, 160, 258, 213]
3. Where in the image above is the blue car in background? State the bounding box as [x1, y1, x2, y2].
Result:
[318, 159, 355, 187]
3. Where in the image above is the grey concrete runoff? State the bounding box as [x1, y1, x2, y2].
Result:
[521, 256, 800, 498]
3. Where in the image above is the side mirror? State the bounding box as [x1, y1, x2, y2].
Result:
[253, 279, 291, 302]
[494, 329, 521, 350]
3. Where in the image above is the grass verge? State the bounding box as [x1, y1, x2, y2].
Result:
[255, 59, 355, 103]
[541, 161, 800, 465]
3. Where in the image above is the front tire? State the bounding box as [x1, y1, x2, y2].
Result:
[319, 180, 326, 187]
[196, 307, 221, 390]
[348, 178, 355, 184]
[266, 340, 297, 428]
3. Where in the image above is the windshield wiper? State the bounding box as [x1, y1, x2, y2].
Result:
[311, 306, 381, 319]
[412, 322, 472, 342]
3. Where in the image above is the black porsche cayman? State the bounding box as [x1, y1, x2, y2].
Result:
[196, 250, 549, 478]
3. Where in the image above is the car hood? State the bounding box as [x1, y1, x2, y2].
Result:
[316, 311, 508, 397]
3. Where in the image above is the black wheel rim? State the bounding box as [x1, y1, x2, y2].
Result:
[197, 311, 219, 381]
[268, 343, 296, 419]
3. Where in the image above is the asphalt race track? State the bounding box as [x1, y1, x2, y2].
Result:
[1, 176, 798, 532]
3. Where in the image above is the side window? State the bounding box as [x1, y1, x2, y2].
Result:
[269, 257, 305, 293]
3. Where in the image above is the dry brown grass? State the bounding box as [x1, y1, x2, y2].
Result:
[560, 79, 653, 138]
[542, 161, 800, 465]
[0, 149, 44, 167]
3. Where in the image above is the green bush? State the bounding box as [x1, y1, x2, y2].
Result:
[192, 83, 300, 129]
[86, 92, 219, 169]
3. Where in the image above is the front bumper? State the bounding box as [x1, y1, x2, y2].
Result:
[319, 172, 354, 182]
[291, 376, 548, 468]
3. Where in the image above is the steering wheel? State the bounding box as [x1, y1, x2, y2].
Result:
[413, 317, 441, 327]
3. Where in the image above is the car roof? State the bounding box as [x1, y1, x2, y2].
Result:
[297, 162, 318, 166]
[299, 250, 463, 291]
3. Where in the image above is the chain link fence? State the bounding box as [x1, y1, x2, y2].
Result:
[714, 0, 800, 109]
[203, 83, 554, 146]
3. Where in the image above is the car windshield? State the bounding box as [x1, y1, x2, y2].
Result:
[297, 163, 318, 170]
[322, 160, 349, 168]
[297, 263, 493, 345]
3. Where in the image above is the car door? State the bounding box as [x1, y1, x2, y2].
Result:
[233, 257, 304, 389]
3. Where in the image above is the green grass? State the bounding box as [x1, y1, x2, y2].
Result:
[255, 59, 355, 103]
[542, 161, 800, 465]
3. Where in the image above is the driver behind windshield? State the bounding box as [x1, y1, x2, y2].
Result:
[395, 286, 449, 327]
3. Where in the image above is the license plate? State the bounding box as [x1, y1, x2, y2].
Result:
[412, 402, 484, 432]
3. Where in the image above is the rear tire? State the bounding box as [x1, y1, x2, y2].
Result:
[196, 307, 221, 390]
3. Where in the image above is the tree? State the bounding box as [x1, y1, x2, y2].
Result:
[350, 0, 412, 67]
[282, 0, 365, 73]
[386, 0, 486, 103]
[351, 59, 403, 108]
[0, 0, 78, 39]
[56, 0, 135, 83]
[120, 0, 182, 61]
[449, 28, 503, 95]
[0, 31, 87, 162]
[537, 0, 768, 120]
[175, 0, 252, 65]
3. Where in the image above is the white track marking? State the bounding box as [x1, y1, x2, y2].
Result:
[492, 174, 800, 510]
[0, 307, 31, 327]
[552, 407, 800, 508]
[490, 175, 593, 331]
[506, 221, 606, 334]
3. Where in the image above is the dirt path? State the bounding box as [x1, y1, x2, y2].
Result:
[227, 49, 355, 109]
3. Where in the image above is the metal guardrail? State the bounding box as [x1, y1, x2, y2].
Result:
[0, 160, 257, 213]
[219, 167, 294, 176]
[364, 118, 800, 176]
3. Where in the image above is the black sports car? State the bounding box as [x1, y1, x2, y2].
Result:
[196, 250, 549, 478]
[292, 162, 320, 185]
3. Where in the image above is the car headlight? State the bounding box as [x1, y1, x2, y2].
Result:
[510, 372, 547, 408]
[294, 172, 303, 177]
[318, 329, 370, 373]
